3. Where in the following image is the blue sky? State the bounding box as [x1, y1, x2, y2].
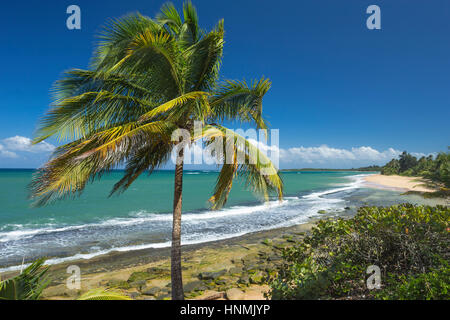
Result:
[0, 0, 449, 168]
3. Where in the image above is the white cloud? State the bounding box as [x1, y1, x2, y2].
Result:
[0, 136, 55, 158]
[241, 141, 434, 169]
[0, 134, 435, 170]
[279, 145, 401, 164]
[2, 136, 55, 153]
[0, 144, 18, 158]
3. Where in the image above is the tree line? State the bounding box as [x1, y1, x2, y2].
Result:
[381, 150, 450, 187]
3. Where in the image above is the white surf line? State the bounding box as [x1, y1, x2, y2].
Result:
[0, 175, 367, 273]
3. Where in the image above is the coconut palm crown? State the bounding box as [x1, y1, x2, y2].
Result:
[30, 1, 283, 300]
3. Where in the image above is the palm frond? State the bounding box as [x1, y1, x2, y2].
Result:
[157, 2, 183, 35]
[139, 91, 209, 122]
[108, 27, 182, 95]
[184, 20, 224, 92]
[77, 288, 131, 300]
[0, 258, 50, 300]
[92, 13, 161, 71]
[181, 1, 200, 44]
[34, 68, 166, 144]
[210, 77, 271, 130]
[199, 124, 283, 209]
[30, 121, 174, 206]
[110, 141, 173, 195]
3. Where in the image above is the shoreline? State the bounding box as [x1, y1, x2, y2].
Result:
[1, 180, 446, 299]
[0, 172, 368, 273]
[1, 215, 340, 300]
[3, 173, 445, 299]
[364, 174, 435, 193]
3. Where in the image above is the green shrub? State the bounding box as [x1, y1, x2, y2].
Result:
[268, 204, 450, 300]
[376, 264, 449, 300]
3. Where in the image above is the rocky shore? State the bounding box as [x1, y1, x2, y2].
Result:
[38, 218, 329, 300]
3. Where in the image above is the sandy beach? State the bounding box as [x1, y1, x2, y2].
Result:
[364, 174, 435, 193]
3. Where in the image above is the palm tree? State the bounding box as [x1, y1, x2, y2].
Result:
[30, 1, 283, 300]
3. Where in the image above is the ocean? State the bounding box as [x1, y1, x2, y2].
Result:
[0, 169, 438, 272]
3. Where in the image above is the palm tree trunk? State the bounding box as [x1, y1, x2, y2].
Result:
[171, 148, 185, 300]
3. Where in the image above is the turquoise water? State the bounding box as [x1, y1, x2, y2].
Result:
[0, 169, 433, 270]
[0, 170, 362, 227]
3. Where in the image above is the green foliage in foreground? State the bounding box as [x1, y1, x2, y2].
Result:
[77, 288, 131, 300]
[381, 151, 450, 188]
[0, 258, 49, 300]
[268, 204, 450, 300]
[0, 259, 130, 300]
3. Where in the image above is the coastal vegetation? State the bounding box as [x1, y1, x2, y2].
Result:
[3, 204, 448, 300]
[28, 1, 282, 300]
[381, 151, 450, 188]
[0, 260, 130, 300]
[268, 204, 450, 300]
[0, 259, 49, 300]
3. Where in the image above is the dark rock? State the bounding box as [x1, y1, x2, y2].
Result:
[184, 280, 205, 292]
[143, 267, 171, 279]
[268, 255, 281, 262]
[198, 269, 227, 280]
[146, 267, 167, 274]
[128, 292, 140, 299]
[238, 275, 249, 284]
[141, 286, 161, 296]
[246, 264, 261, 272]
[257, 252, 268, 258]
[129, 280, 146, 290]
[156, 293, 171, 300]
